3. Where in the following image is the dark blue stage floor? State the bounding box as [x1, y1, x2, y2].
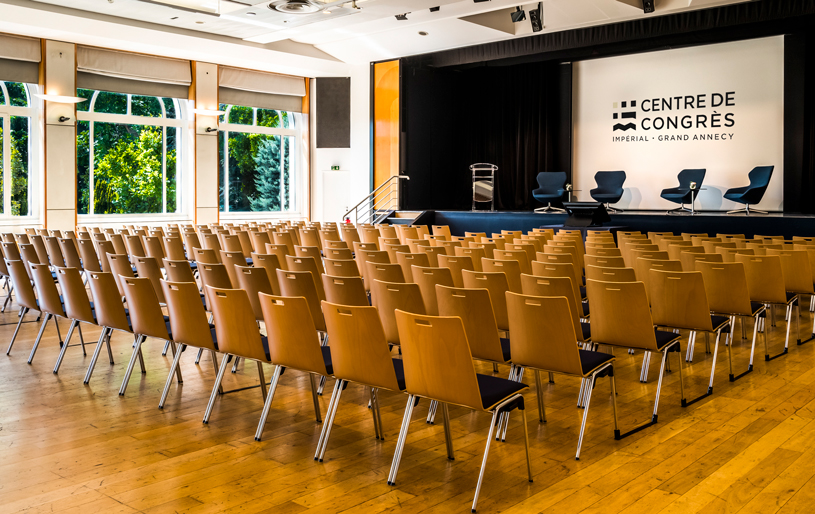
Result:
[414, 210, 815, 239]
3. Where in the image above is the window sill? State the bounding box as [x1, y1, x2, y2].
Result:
[219, 211, 307, 221]
[77, 213, 194, 227]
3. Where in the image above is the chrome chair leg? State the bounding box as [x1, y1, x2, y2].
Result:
[576, 373, 596, 460]
[53, 319, 78, 374]
[210, 350, 223, 394]
[441, 403, 455, 460]
[170, 341, 183, 383]
[500, 367, 524, 441]
[472, 409, 499, 512]
[492, 362, 499, 373]
[105, 330, 114, 364]
[161, 340, 170, 356]
[388, 394, 416, 486]
[78, 322, 86, 355]
[534, 370, 546, 422]
[159, 341, 184, 409]
[309, 373, 322, 423]
[317, 375, 326, 395]
[194, 348, 203, 364]
[254, 365, 284, 441]
[6, 307, 28, 355]
[119, 335, 145, 395]
[257, 361, 268, 401]
[84, 328, 109, 384]
[315, 379, 342, 461]
[203, 353, 230, 424]
[639, 351, 651, 382]
[426, 399, 438, 424]
[27, 313, 52, 364]
[231, 356, 241, 373]
[548, 372, 555, 383]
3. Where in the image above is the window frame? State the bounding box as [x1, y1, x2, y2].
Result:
[76, 89, 190, 220]
[0, 81, 42, 222]
[218, 104, 303, 220]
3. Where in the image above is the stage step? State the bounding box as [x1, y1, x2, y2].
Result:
[392, 211, 423, 219]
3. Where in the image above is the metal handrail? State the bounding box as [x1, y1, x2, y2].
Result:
[343, 175, 409, 223]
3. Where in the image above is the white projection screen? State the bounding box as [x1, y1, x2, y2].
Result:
[572, 36, 784, 211]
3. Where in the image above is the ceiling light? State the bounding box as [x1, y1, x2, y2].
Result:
[395, 13, 409, 20]
[429, 6, 439, 12]
[418, 31, 428, 36]
[247, 11, 256, 15]
[270, 0, 323, 14]
[510, 6, 525, 23]
[196, 20, 205, 23]
[34, 93, 87, 104]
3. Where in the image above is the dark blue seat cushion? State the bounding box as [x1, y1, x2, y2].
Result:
[499, 337, 511, 361]
[476, 373, 528, 410]
[321, 346, 333, 375]
[711, 315, 731, 333]
[580, 322, 591, 341]
[655, 329, 681, 350]
[391, 358, 406, 390]
[582, 302, 589, 317]
[580, 286, 586, 299]
[578, 349, 614, 376]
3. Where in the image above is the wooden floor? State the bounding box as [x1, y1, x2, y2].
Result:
[4, 302, 815, 514]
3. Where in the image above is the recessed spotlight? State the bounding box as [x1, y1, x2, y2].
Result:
[246, 11, 256, 15]
[196, 20, 205, 24]
[395, 13, 409, 20]
[418, 31, 428, 36]
[322, 9, 331, 14]
[170, 16, 178, 19]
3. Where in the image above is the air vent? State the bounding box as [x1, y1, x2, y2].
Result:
[270, 0, 323, 14]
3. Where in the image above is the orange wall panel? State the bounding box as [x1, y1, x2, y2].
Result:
[373, 60, 400, 190]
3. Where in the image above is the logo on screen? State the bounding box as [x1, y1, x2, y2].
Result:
[613, 100, 637, 131]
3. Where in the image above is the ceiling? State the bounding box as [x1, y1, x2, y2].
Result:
[2, 0, 751, 74]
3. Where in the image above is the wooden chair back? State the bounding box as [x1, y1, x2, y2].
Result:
[208, 286, 269, 362]
[55, 267, 94, 323]
[370, 279, 425, 345]
[436, 285, 506, 363]
[462, 270, 510, 332]
[368, 262, 406, 284]
[396, 252, 431, 283]
[86, 271, 130, 331]
[679, 251, 723, 272]
[648, 270, 715, 331]
[437, 254, 474, 288]
[696, 261, 753, 316]
[276, 269, 326, 331]
[30, 263, 65, 317]
[322, 275, 369, 306]
[412, 266, 454, 316]
[734, 254, 788, 304]
[482, 258, 523, 294]
[586, 279, 662, 351]
[286, 255, 326, 301]
[455, 247, 485, 271]
[133, 256, 166, 303]
[121, 276, 169, 339]
[585, 265, 637, 283]
[520, 274, 584, 341]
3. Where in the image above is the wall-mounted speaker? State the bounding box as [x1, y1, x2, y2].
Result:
[642, 0, 655, 13]
[529, 2, 542, 32]
[316, 77, 351, 148]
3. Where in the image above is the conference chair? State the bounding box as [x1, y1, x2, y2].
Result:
[437, 254, 474, 288]
[696, 261, 766, 383]
[388, 310, 531, 513]
[532, 171, 567, 212]
[412, 266, 454, 316]
[395, 252, 430, 283]
[286, 255, 326, 301]
[455, 247, 486, 271]
[107, 253, 135, 297]
[43, 236, 66, 268]
[203, 287, 274, 425]
[483, 258, 523, 294]
[163, 237, 187, 262]
[469, 242, 497, 259]
[119, 276, 180, 396]
[163, 259, 197, 285]
[322, 275, 369, 306]
[323, 258, 360, 278]
[432, 225, 453, 238]
[416, 245, 446, 267]
[316, 302, 408, 461]
[766, 249, 814, 343]
[294, 246, 326, 275]
[133, 256, 167, 304]
[370, 279, 425, 347]
[585, 265, 637, 283]
[53, 267, 104, 374]
[660, 168, 706, 214]
[590, 171, 626, 212]
[716, 247, 755, 262]
[384, 244, 411, 264]
[648, 270, 730, 405]
[462, 270, 511, 334]
[521, 274, 590, 342]
[254, 294, 331, 440]
[437, 240, 463, 255]
[585, 255, 625, 269]
[142, 236, 165, 262]
[77, 239, 102, 273]
[735, 254, 796, 360]
[679, 252, 723, 272]
[356, 249, 390, 291]
[635, 258, 683, 301]
[277, 269, 327, 333]
[29, 235, 50, 267]
[24, 263, 67, 364]
[83, 271, 144, 386]
[587, 279, 684, 435]
[367, 262, 406, 284]
[324, 247, 353, 261]
[724, 165, 774, 215]
[493, 249, 532, 275]
[507, 292, 617, 459]
[532, 261, 585, 306]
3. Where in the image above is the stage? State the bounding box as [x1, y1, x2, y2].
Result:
[410, 210, 815, 239]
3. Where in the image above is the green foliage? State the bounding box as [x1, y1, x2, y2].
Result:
[10, 116, 29, 216]
[92, 125, 170, 214]
[5, 82, 28, 107]
[249, 138, 281, 211]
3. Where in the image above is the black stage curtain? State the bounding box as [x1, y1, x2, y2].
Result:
[401, 61, 571, 211]
[799, 33, 815, 214]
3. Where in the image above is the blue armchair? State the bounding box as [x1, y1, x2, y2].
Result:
[590, 171, 626, 213]
[724, 166, 774, 215]
[660, 169, 706, 214]
[533, 172, 567, 213]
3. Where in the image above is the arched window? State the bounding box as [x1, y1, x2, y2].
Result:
[0, 81, 37, 217]
[218, 104, 299, 214]
[76, 89, 185, 215]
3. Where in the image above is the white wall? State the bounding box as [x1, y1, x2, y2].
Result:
[310, 64, 371, 222]
[572, 36, 785, 211]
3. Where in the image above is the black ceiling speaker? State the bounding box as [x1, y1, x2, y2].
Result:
[642, 0, 655, 13]
[529, 2, 542, 32]
[510, 6, 526, 23]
